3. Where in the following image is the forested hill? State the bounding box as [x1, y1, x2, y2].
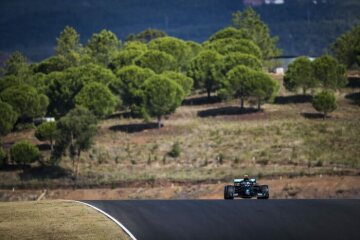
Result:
[0, 0, 359, 61]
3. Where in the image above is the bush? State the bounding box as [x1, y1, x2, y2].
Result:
[168, 142, 181, 158]
[10, 141, 41, 165]
[312, 90, 337, 119]
[35, 121, 57, 150]
[0, 147, 7, 167]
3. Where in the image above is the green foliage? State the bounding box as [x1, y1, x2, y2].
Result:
[33, 55, 73, 74]
[0, 51, 31, 77]
[126, 28, 167, 43]
[35, 121, 57, 149]
[168, 142, 181, 158]
[123, 41, 148, 52]
[53, 107, 97, 164]
[0, 147, 6, 167]
[232, 7, 281, 62]
[0, 101, 18, 136]
[111, 65, 154, 116]
[10, 140, 41, 165]
[162, 71, 193, 96]
[0, 84, 48, 120]
[148, 37, 191, 69]
[312, 55, 347, 89]
[209, 27, 249, 42]
[186, 41, 203, 60]
[187, 50, 223, 97]
[284, 56, 317, 94]
[135, 50, 176, 73]
[46, 64, 116, 117]
[75, 82, 118, 118]
[332, 23, 360, 69]
[109, 49, 144, 71]
[225, 65, 279, 109]
[86, 30, 121, 66]
[312, 90, 337, 119]
[204, 38, 262, 59]
[55, 26, 82, 68]
[143, 75, 184, 127]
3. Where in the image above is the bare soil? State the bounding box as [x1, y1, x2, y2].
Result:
[1, 176, 359, 201]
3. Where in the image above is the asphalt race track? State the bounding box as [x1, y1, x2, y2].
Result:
[83, 200, 360, 240]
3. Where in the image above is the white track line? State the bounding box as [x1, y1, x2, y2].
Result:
[74, 201, 137, 240]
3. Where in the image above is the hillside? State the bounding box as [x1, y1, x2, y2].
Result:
[1, 75, 359, 192]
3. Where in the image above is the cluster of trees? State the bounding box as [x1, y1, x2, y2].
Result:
[284, 54, 347, 119]
[0, 8, 281, 170]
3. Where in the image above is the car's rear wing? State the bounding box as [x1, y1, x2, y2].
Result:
[234, 178, 256, 183]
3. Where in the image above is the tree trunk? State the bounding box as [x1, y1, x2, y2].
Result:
[240, 98, 244, 109]
[207, 88, 211, 99]
[303, 87, 307, 95]
[157, 116, 162, 129]
[323, 111, 327, 120]
[50, 138, 53, 152]
[257, 97, 261, 111]
[74, 151, 81, 188]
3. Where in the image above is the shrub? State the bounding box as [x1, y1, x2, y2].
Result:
[35, 121, 57, 150]
[168, 142, 181, 158]
[10, 141, 41, 165]
[0, 147, 7, 167]
[312, 90, 337, 119]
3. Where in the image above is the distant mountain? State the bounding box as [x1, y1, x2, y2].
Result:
[0, 0, 359, 61]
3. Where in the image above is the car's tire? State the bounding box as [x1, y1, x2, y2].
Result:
[224, 185, 234, 200]
[257, 185, 269, 199]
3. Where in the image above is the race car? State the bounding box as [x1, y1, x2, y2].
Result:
[224, 175, 269, 200]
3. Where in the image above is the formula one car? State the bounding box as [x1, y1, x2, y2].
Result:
[224, 175, 269, 199]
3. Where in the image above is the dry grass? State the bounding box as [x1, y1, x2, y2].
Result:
[0, 200, 129, 240]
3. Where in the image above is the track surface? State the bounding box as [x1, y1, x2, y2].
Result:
[84, 200, 360, 240]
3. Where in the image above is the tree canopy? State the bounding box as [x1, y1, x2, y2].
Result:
[284, 56, 317, 94]
[187, 50, 223, 98]
[332, 23, 360, 69]
[126, 28, 167, 43]
[312, 90, 337, 119]
[75, 82, 118, 118]
[232, 7, 281, 62]
[86, 30, 121, 66]
[312, 55, 347, 90]
[143, 75, 184, 128]
[0, 101, 18, 136]
[162, 71, 193, 96]
[134, 50, 176, 74]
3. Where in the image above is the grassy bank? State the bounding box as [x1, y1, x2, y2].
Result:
[0, 200, 128, 240]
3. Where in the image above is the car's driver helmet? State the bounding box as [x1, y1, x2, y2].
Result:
[243, 174, 249, 181]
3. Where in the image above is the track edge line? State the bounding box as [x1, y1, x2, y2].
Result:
[73, 200, 137, 240]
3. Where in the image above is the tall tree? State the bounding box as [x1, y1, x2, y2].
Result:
[75, 82, 118, 118]
[54, 26, 82, 68]
[53, 107, 97, 179]
[111, 65, 155, 116]
[0, 51, 31, 78]
[86, 30, 121, 66]
[312, 55, 347, 89]
[332, 23, 360, 69]
[187, 50, 223, 99]
[284, 56, 317, 94]
[143, 75, 184, 128]
[232, 8, 281, 66]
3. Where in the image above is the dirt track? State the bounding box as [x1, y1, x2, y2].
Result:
[1, 176, 359, 201]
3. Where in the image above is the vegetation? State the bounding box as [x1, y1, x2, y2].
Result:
[10, 140, 41, 165]
[284, 56, 316, 94]
[143, 75, 184, 128]
[0, 201, 129, 240]
[0, 147, 6, 167]
[35, 122, 57, 151]
[312, 91, 337, 120]
[332, 24, 360, 69]
[0, 101, 18, 136]
[53, 107, 97, 178]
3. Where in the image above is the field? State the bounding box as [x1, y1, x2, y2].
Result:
[0, 200, 128, 240]
[0, 74, 359, 199]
